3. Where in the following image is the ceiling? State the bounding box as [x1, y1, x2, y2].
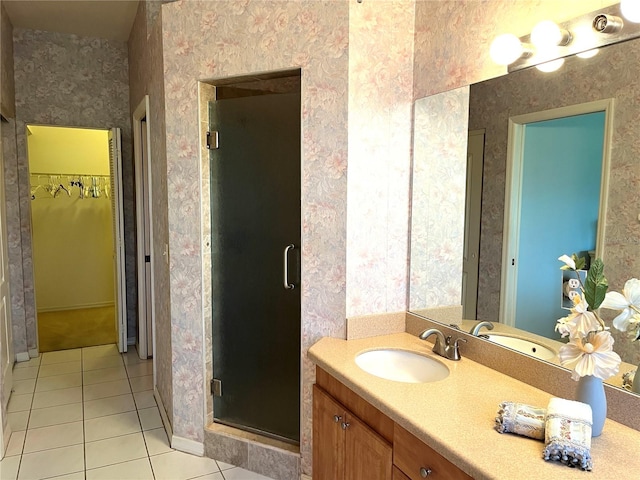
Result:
[2, 0, 140, 42]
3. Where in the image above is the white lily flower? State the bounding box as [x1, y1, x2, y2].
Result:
[558, 254, 576, 270]
[559, 331, 621, 381]
[600, 278, 640, 332]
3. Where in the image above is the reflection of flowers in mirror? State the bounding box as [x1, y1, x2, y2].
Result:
[555, 254, 621, 381]
[601, 278, 640, 340]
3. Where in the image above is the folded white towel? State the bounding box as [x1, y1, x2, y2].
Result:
[543, 397, 593, 471]
[495, 401, 546, 440]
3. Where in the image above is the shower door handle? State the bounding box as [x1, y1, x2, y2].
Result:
[283, 244, 295, 290]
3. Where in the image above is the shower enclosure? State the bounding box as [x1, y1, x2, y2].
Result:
[209, 73, 301, 443]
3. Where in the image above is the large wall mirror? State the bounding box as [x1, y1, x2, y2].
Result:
[410, 34, 640, 393]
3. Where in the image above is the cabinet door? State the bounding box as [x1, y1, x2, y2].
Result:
[313, 385, 345, 480]
[345, 412, 393, 480]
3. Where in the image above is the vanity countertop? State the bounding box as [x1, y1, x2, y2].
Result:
[308, 332, 640, 480]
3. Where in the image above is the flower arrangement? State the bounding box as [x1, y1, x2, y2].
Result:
[555, 254, 621, 381]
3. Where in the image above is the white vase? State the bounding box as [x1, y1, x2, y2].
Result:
[575, 375, 607, 437]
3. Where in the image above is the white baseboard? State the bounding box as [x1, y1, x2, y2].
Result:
[15, 352, 30, 363]
[28, 349, 39, 359]
[154, 387, 204, 457]
[171, 435, 204, 456]
[37, 301, 115, 313]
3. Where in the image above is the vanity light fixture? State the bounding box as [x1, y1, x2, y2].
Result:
[531, 20, 572, 48]
[489, 34, 533, 66]
[490, 2, 640, 73]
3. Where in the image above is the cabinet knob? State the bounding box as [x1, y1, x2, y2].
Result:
[333, 415, 342, 423]
[341, 422, 350, 430]
[420, 467, 432, 478]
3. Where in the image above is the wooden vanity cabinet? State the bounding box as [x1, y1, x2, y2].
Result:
[313, 385, 393, 480]
[314, 367, 473, 480]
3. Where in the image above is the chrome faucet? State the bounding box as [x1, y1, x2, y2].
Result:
[469, 321, 494, 336]
[419, 328, 467, 361]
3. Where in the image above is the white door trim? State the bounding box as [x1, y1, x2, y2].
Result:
[109, 128, 128, 353]
[133, 96, 155, 359]
[500, 99, 614, 327]
[0, 116, 14, 459]
[463, 129, 485, 319]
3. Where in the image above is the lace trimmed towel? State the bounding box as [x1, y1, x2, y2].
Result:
[543, 397, 593, 471]
[495, 401, 546, 440]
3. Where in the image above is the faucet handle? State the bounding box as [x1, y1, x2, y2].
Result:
[449, 337, 467, 361]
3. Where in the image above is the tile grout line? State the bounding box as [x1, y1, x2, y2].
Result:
[11, 357, 38, 480]
[125, 349, 158, 479]
[81, 349, 87, 480]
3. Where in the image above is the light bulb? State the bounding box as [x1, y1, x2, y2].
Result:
[535, 58, 565, 72]
[622, 0, 640, 23]
[490, 34, 524, 65]
[577, 49, 599, 59]
[531, 20, 570, 47]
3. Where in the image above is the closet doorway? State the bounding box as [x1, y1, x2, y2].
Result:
[27, 125, 126, 352]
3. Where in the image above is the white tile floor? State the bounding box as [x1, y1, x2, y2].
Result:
[1, 345, 274, 480]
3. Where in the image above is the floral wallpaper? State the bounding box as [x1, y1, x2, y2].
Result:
[1, 118, 29, 356]
[468, 38, 640, 365]
[10, 28, 135, 354]
[160, 1, 349, 470]
[346, 0, 415, 317]
[128, 0, 174, 426]
[409, 87, 469, 310]
[1, 3, 15, 118]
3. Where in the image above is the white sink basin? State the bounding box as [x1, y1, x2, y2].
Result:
[486, 334, 556, 361]
[355, 349, 449, 383]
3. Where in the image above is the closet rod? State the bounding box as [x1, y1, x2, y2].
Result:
[30, 172, 111, 177]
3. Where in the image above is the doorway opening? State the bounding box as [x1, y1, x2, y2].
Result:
[27, 125, 127, 352]
[500, 100, 613, 338]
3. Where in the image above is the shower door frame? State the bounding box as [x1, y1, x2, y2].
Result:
[207, 73, 302, 444]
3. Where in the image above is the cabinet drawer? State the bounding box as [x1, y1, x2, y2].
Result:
[394, 425, 472, 480]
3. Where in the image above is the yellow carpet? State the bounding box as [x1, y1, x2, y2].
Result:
[37, 306, 117, 352]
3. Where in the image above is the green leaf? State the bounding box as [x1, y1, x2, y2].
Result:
[573, 254, 586, 271]
[584, 258, 608, 310]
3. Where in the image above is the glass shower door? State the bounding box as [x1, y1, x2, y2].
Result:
[210, 86, 301, 443]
